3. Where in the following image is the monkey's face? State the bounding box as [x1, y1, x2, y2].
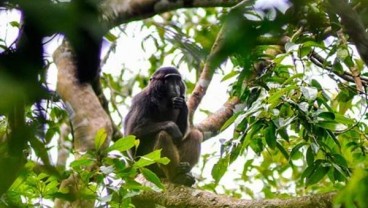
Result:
[164, 74, 183, 98]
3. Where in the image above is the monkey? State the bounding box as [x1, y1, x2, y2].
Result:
[124, 66, 202, 186]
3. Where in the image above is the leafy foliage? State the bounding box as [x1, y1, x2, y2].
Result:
[1, 0, 368, 207]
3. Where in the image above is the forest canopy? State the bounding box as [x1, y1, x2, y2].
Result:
[0, 0, 368, 207]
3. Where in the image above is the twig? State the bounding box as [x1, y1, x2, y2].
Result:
[309, 50, 368, 89]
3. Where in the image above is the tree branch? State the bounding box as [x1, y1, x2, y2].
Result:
[133, 182, 336, 208]
[196, 97, 242, 141]
[309, 50, 368, 88]
[53, 40, 112, 153]
[101, 0, 243, 27]
[187, 16, 235, 124]
[328, 0, 368, 66]
[53, 40, 113, 207]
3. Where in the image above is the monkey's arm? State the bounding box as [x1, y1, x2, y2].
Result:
[176, 102, 189, 135]
[124, 107, 183, 143]
[171, 94, 188, 135]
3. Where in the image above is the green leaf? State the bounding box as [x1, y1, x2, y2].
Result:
[282, 73, 304, 86]
[268, 85, 297, 108]
[133, 150, 161, 168]
[332, 154, 348, 168]
[332, 62, 344, 74]
[220, 112, 240, 132]
[107, 135, 137, 152]
[334, 114, 354, 125]
[95, 128, 107, 150]
[332, 164, 347, 182]
[311, 79, 322, 90]
[315, 120, 340, 131]
[302, 40, 325, 49]
[290, 142, 308, 160]
[9, 21, 20, 28]
[140, 167, 164, 189]
[317, 112, 335, 120]
[264, 124, 276, 149]
[70, 156, 95, 169]
[336, 48, 349, 60]
[306, 146, 314, 166]
[45, 127, 57, 144]
[306, 165, 329, 186]
[221, 71, 238, 81]
[133, 150, 169, 168]
[327, 130, 340, 148]
[301, 164, 315, 180]
[104, 32, 118, 42]
[277, 128, 290, 142]
[156, 157, 170, 165]
[276, 142, 289, 160]
[273, 54, 288, 64]
[212, 155, 230, 184]
[299, 45, 310, 58]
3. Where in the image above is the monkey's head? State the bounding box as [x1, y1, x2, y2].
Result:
[149, 67, 185, 99]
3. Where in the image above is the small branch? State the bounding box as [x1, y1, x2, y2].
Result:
[351, 68, 364, 93]
[336, 29, 365, 93]
[133, 182, 336, 208]
[309, 51, 368, 88]
[100, 41, 117, 68]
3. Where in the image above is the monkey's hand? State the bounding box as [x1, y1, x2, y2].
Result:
[177, 162, 191, 173]
[164, 122, 183, 144]
[172, 96, 185, 109]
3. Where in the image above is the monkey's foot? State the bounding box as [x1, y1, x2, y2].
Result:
[172, 172, 196, 187]
[178, 162, 191, 173]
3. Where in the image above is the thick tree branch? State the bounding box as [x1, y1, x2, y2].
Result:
[328, 0, 368, 66]
[56, 123, 71, 168]
[53, 40, 112, 153]
[53, 40, 113, 207]
[133, 182, 336, 208]
[187, 19, 234, 124]
[196, 97, 242, 141]
[101, 0, 243, 27]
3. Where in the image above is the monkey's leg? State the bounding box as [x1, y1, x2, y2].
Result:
[154, 131, 180, 178]
[154, 131, 195, 186]
[178, 129, 203, 168]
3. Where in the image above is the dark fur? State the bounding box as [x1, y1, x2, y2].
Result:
[124, 67, 202, 186]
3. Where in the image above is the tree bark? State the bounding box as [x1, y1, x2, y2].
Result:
[101, 0, 243, 27]
[53, 40, 113, 207]
[133, 182, 335, 208]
